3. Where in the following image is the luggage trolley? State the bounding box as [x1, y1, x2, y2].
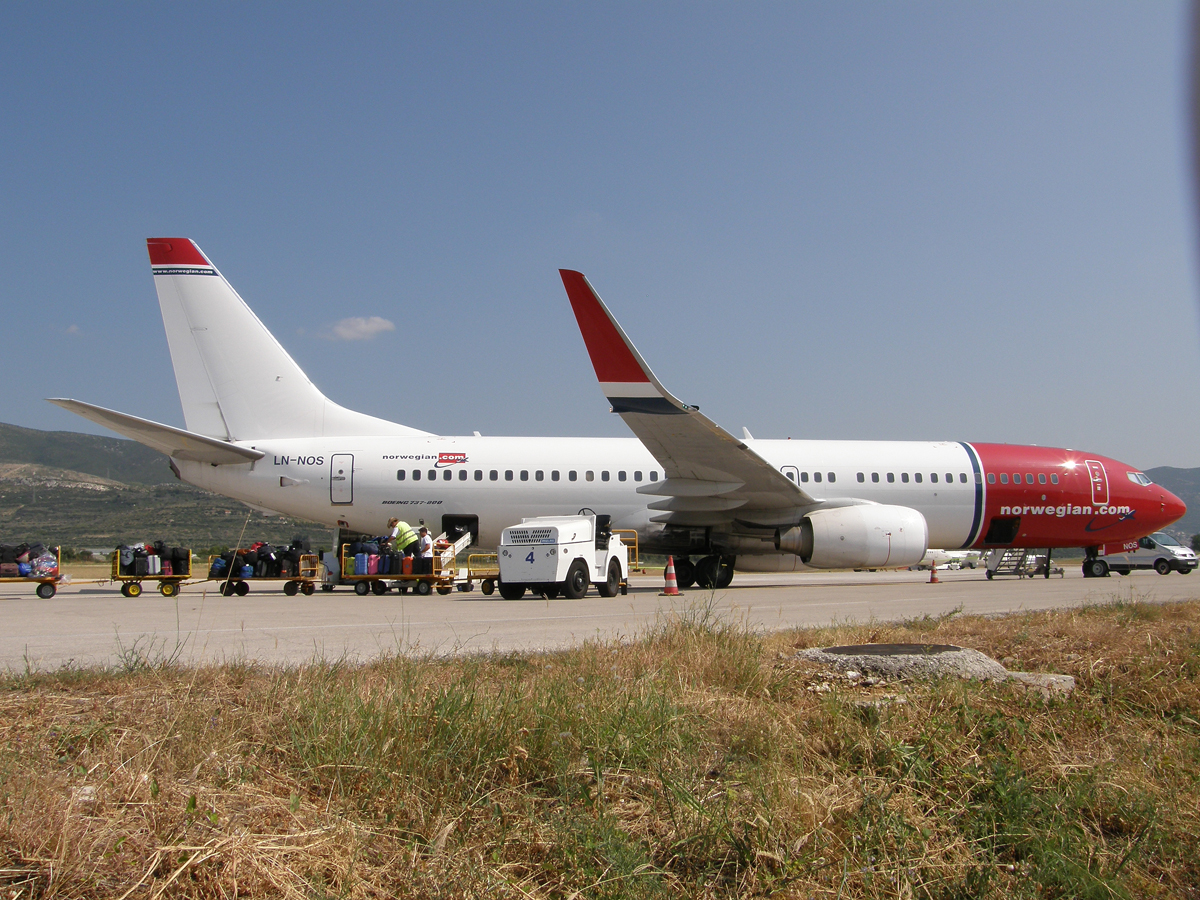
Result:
[341, 532, 472, 596]
[207, 553, 320, 596]
[111, 548, 192, 597]
[0, 546, 62, 599]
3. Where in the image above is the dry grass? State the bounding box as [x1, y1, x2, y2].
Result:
[1, 591, 1198, 898]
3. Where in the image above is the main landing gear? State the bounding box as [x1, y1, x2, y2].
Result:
[672, 555, 736, 590]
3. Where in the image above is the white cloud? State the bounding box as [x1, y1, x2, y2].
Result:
[65, 324, 80, 334]
[328, 316, 396, 341]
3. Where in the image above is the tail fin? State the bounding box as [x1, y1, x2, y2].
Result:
[147, 239, 428, 441]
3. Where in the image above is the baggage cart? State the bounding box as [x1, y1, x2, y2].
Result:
[206, 553, 320, 596]
[468, 553, 500, 595]
[0, 546, 62, 599]
[341, 532, 472, 596]
[111, 548, 192, 597]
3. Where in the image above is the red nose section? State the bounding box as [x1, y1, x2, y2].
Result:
[1158, 487, 1187, 531]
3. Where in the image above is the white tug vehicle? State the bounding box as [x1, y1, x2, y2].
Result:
[497, 513, 629, 600]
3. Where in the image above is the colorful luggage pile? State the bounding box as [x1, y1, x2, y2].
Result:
[341, 539, 411, 577]
[116, 541, 191, 578]
[208, 538, 311, 579]
[0, 542, 58, 578]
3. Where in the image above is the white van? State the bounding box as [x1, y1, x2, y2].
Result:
[1098, 532, 1197, 576]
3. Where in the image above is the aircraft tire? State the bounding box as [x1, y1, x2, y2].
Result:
[1086, 559, 1109, 578]
[715, 555, 735, 589]
[673, 558, 697, 589]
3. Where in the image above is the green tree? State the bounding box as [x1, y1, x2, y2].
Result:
[1191, 534, 1200, 553]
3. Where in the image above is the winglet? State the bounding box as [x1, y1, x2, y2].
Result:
[559, 270, 687, 416]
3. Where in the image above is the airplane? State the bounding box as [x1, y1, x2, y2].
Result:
[48, 238, 1185, 589]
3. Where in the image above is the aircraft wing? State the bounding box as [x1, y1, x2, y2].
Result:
[560, 270, 815, 527]
[47, 399, 265, 465]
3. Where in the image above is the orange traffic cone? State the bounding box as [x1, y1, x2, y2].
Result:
[660, 556, 683, 596]
[929, 562, 939, 584]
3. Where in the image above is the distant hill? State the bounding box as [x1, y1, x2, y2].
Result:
[0, 421, 174, 485]
[0, 423, 332, 551]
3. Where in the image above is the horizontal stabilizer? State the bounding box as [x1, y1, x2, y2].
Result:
[47, 399, 264, 465]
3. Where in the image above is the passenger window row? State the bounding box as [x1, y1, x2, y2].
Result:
[987, 472, 1060, 485]
[861, 471, 971, 485]
[397, 469, 661, 483]
[784, 470, 974, 485]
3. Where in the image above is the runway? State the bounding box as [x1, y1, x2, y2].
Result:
[3, 567, 1198, 671]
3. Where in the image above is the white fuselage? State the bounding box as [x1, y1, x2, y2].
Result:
[178, 434, 981, 560]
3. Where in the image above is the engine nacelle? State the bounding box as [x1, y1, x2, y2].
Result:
[775, 505, 929, 569]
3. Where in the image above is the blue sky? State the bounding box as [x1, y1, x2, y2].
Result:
[3, 2, 1198, 468]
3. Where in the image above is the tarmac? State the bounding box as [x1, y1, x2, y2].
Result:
[2, 566, 1198, 671]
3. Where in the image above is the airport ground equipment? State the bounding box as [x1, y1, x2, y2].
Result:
[985, 548, 1062, 579]
[206, 553, 319, 596]
[1096, 532, 1198, 577]
[497, 513, 629, 600]
[468, 553, 500, 595]
[339, 531, 473, 596]
[0, 546, 62, 598]
[111, 546, 192, 597]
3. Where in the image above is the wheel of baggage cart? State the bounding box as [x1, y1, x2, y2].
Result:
[415, 580, 432, 596]
[36, 582, 56, 599]
[126, 582, 143, 598]
[120, 583, 132, 597]
[436, 585, 452, 595]
[235, 581, 250, 596]
[371, 580, 388, 595]
[283, 581, 299, 596]
[301, 582, 315, 595]
[457, 583, 474, 592]
[159, 581, 178, 598]
[354, 581, 370, 596]
[481, 578, 495, 596]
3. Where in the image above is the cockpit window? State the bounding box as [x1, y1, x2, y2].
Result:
[1127, 472, 1152, 486]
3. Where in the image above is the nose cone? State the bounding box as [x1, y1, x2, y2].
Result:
[1159, 487, 1187, 530]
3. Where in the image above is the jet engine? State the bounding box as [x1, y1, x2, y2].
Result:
[775, 505, 928, 569]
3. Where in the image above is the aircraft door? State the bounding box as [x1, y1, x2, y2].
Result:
[1085, 460, 1108, 507]
[330, 454, 354, 505]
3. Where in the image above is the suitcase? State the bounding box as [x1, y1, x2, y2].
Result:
[135, 558, 150, 576]
[343, 557, 354, 578]
[355, 553, 368, 576]
[148, 555, 161, 575]
[402, 556, 413, 575]
[240, 565, 253, 578]
[0, 563, 18, 577]
[161, 561, 172, 576]
[367, 554, 379, 575]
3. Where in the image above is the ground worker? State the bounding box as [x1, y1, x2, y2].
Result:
[385, 518, 419, 556]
